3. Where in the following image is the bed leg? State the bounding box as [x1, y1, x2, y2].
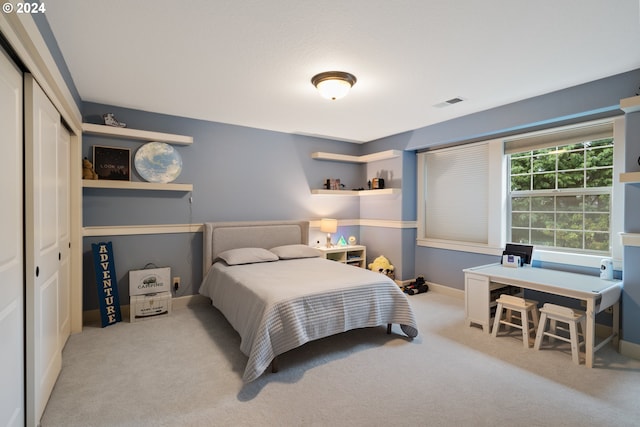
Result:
[271, 357, 279, 373]
[387, 323, 392, 334]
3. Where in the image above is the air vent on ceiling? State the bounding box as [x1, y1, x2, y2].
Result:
[433, 97, 465, 108]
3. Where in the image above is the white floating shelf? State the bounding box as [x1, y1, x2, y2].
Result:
[82, 123, 193, 145]
[621, 233, 640, 247]
[311, 188, 401, 196]
[620, 172, 640, 184]
[620, 95, 640, 113]
[83, 180, 193, 192]
[83, 223, 203, 237]
[311, 149, 401, 163]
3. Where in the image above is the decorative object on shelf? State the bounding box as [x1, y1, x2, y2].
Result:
[368, 255, 395, 280]
[372, 177, 385, 189]
[403, 276, 428, 295]
[325, 178, 342, 190]
[311, 71, 357, 100]
[102, 112, 126, 128]
[337, 236, 347, 246]
[348, 236, 357, 245]
[320, 218, 338, 247]
[93, 145, 131, 181]
[134, 141, 183, 183]
[82, 157, 99, 180]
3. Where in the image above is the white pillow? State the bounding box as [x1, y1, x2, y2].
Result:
[270, 244, 321, 260]
[216, 248, 278, 265]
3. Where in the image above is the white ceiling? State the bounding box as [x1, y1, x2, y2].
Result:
[45, 0, 640, 143]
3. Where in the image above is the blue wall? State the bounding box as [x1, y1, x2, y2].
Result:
[81, 102, 403, 309]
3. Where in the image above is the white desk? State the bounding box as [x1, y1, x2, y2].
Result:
[463, 263, 622, 368]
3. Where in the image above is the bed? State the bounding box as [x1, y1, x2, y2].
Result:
[198, 220, 418, 382]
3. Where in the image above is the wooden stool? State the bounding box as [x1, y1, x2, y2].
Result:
[534, 303, 586, 364]
[491, 294, 539, 348]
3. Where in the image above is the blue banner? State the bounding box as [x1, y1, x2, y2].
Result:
[92, 242, 122, 327]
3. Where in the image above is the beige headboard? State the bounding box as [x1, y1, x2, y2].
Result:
[202, 220, 310, 275]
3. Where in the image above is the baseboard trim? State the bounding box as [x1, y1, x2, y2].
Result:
[82, 294, 209, 325]
[426, 281, 465, 299]
[620, 339, 640, 361]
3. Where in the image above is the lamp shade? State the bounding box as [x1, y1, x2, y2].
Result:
[311, 71, 357, 100]
[320, 218, 338, 234]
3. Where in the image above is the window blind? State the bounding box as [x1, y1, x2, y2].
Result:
[504, 122, 613, 154]
[423, 143, 489, 244]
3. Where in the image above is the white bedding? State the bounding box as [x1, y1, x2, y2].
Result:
[199, 257, 418, 382]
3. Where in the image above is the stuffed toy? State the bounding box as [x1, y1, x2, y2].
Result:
[82, 157, 99, 180]
[403, 276, 428, 295]
[368, 255, 395, 280]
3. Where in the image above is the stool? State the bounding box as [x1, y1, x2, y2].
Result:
[492, 294, 539, 348]
[534, 303, 586, 364]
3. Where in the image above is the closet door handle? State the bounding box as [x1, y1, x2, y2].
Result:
[35, 266, 39, 277]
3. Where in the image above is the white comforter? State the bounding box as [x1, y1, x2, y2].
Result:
[199, 257, 418, 382]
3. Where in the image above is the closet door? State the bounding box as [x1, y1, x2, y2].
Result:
[25, 73, 66, 426]
[58, 125, 71, 346]
[0, 46, 24, 427]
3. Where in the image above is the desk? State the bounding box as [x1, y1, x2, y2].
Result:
[463, 263, 622, 368]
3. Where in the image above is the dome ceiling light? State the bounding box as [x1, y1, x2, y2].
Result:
[311, 71, 357, 100]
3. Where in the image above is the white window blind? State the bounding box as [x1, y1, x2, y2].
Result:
[423, 143, 489, 244]
[504, 122, 613, 154]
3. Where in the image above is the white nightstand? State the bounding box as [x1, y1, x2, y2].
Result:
[316, 245, 366, 268]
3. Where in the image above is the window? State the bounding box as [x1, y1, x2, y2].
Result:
[416, 118, 623, 267]
[506, 122, 614, 255]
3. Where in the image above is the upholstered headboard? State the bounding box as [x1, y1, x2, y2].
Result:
[202, 220, 310, 275]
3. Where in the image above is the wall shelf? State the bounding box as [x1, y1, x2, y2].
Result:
[82, 123, 193, 145]
[311, 149, 401, 163]
[620, 172, 640, 183]
[621, 233, 640, 247]
[620, 95, 640, 114]
[311, 188, 400, 196]
[83, 179, 193, 192]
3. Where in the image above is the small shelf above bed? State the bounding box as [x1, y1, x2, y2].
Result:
[311, 188, 400, 196]
[311, 149, 401, 163]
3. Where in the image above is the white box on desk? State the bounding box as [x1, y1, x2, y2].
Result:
[130, 291, 171, 322]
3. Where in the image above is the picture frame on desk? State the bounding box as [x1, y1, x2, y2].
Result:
[93, 145, 131, 181]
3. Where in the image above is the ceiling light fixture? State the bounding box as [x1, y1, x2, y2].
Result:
[311, 71, 357, 100]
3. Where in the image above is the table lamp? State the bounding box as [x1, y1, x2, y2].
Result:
[320, 218, 338, 248]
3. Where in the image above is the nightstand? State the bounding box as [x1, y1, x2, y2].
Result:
[316, 245, 366, 268]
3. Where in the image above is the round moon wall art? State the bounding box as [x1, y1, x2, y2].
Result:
[134, 142, 183, 183]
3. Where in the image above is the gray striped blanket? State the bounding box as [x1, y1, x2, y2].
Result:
[199, 257, 418, 382]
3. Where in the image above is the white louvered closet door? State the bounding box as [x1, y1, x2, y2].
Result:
[0, 45, 25, 427]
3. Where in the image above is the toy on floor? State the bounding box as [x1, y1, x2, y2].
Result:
[368, 255, 395, 280]
[403, 276, 428, 295]
[82, 157, 99, 180]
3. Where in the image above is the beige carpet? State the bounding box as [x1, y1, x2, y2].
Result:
[40, 292, 640, 427]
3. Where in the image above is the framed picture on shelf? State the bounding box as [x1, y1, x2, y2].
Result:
[92, 145, 131, 181]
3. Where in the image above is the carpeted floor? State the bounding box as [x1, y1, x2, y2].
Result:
[40, 292, 640, 427]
